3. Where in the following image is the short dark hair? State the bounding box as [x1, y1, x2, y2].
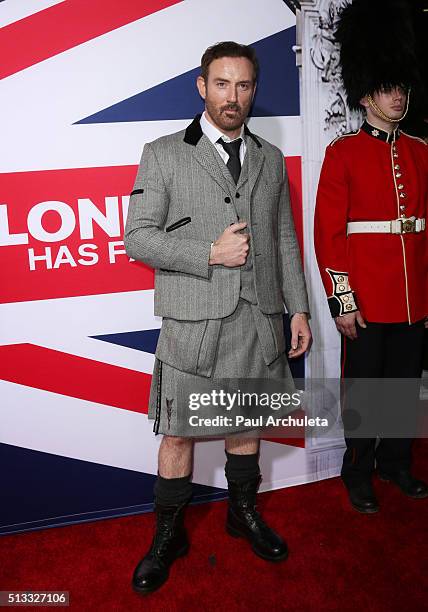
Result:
[200, 41, 259, 82]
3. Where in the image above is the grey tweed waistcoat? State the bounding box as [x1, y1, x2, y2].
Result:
[212, 147, 257, 304]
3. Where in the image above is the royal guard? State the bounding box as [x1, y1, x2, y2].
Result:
[314, 0, 428, 513]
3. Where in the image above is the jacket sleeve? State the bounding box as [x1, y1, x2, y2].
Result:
[277, 154, 310, 317]
[124, 142, 212, 278]
[314, 143, 358, 317]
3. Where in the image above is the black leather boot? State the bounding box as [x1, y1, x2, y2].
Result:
[132, 502, 189, 595]
[378, 469, 428, 498]
[226, 475, 288, 562]
[345, 480, 379, 513]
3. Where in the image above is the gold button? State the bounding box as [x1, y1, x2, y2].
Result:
[345, 304, 352, 311]
[399, 192, 407, 198]
[337, 276, 344, 282]
[394, 164, 400, 170]
[394, 153, 399, 158]
[396, 172, 402, 178]
[339, 285, 345, 292]
[400, 205, 406, 210]
[343, 295, 349, 302]
[398, 184, 404, 189]
[401, 214, 406, 218]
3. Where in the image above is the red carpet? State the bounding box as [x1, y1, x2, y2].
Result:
[1, 441, 427, 612]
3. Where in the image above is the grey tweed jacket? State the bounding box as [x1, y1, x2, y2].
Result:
[124, 115, 309, 321]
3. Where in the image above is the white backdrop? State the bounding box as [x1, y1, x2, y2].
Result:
[0, 0, 345, 534]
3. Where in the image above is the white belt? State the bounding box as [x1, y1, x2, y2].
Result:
[347, 217, 426, 235]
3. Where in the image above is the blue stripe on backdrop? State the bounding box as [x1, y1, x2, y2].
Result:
[76, 28, 299, 124]
[0, 444, 226, 536]
[91, 329, 160, 354]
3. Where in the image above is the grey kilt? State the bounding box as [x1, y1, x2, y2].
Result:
[148, 299, 295, 437]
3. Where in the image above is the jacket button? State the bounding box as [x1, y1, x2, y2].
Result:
[224, 196, 231, 203]
[235, 192, 240, 198]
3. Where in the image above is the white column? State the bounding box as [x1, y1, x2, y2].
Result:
[295, 0, 361, 464]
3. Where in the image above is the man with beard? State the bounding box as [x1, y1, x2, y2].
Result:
[124, 41, 311, 594]
[314, 0, 428, 514]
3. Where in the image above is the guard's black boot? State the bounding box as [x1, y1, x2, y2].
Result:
[346, 480, 379, 513]
[132, 502, 189, 595]
[378, 469, 428, 498]
[226, 475, 288, 562]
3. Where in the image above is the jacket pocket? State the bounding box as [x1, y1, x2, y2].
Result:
[155, 318, 222, 377]
[195, 319, 222, 377]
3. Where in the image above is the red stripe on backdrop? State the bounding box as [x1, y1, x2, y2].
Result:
[0, 344, 151, 413]
[0, 165, 154, 304]
[285, 156, 303, 260]
[0, 0, 182, 80]
[1, 158, 301, 304]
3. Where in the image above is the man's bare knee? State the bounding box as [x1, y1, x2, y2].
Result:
[161, 436, 193, 449]
[158, 436, 193, 478]
[161, 436, 193, 453]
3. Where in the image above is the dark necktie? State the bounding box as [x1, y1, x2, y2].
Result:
[218, 138, 242, 184]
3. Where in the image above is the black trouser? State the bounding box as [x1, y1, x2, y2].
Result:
[340, 320, 425, 487]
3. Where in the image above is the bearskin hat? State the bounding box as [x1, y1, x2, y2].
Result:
[335, 0, 421, 110]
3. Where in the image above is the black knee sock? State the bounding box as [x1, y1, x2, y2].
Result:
[153, 474, 193, 507]
[225, 451, 260, 482]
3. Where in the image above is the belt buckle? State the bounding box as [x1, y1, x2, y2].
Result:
[400, 217, 416, 234]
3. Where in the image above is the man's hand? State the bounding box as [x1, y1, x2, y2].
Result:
[209, 222, 249, 267]
[288, 313, 312, 359]
[335, 310, 366, 339]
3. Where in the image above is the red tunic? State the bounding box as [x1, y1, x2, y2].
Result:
[314, 121, 428, 324]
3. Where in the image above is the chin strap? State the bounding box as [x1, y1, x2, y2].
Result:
[367, 88, 411, 123]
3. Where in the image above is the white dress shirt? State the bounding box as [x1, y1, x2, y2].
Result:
[200, 111, 246, 165]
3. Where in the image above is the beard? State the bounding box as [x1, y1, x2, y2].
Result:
[205, 99, 250, 133]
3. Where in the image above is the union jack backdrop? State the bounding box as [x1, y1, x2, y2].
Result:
[0, 0, 319, 535]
